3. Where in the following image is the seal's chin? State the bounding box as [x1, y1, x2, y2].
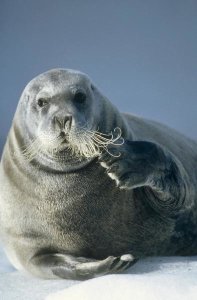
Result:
[53, 143, 68, 153]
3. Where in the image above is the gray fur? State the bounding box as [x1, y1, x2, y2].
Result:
[0, 69, 197, 280]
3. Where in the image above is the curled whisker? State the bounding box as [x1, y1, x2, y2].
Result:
[66, 127, 124, 159]
[21, 125, 125, 162]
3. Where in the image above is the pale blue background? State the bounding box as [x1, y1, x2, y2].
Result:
[0, 0, 197, 153]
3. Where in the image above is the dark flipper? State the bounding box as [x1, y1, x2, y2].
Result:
[29, 253, 136, 280]
[100, 140, 190, 216]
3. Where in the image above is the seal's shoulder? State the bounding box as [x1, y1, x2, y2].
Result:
[122, 112, 197, 145]
[121, 112, 197, 172]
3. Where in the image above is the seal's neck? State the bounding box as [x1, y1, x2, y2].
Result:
[32, 150, 96, 173]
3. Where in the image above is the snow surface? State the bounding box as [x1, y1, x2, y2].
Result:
[1, 245, 197, 300]
[0, 246, 78, 300]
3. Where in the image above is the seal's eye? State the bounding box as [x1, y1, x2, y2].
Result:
[73, 91, 86, 104]
[37, 98, 48, 108]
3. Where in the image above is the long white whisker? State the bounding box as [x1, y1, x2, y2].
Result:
[21, 126, 124, 161]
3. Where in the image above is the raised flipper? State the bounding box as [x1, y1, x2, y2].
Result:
[100, 140, 190, 216]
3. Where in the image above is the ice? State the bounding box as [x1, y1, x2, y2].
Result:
[46, 272, 197, 300]
[46, 257, 197, 300]
[0, 246, 197, 300]
[0, 246, 79, 299]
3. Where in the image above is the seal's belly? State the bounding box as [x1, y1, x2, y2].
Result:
[0, 161, 130, 259]
[16, 166, 129, 257]
[38, 177, 128, 257]
[31, 180, 169, 258]
[0, 161, 180, 260]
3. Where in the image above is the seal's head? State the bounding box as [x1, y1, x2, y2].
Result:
[14, 69, 124, 170]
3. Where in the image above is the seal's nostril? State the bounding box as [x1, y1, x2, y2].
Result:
[54, 116, 62, 128]
[63, 115, 72, 129]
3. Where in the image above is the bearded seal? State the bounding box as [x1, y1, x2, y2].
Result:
[0, 69, 197, 280]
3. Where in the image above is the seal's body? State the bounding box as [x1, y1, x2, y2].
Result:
[0, 69, 197, 279]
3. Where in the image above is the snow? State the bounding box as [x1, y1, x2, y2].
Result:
[0, 246, 78, 300]
[47, 273, 197, 300]
[0, 245, 197, 300]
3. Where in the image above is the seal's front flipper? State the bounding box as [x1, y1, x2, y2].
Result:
[75, 254, 136, 278]
[100, 140, 189, 216]
[29, 253, 136, 280]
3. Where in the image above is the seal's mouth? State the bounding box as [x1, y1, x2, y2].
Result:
[59, 131, 69, 145]
[22, 127, 124, 162]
